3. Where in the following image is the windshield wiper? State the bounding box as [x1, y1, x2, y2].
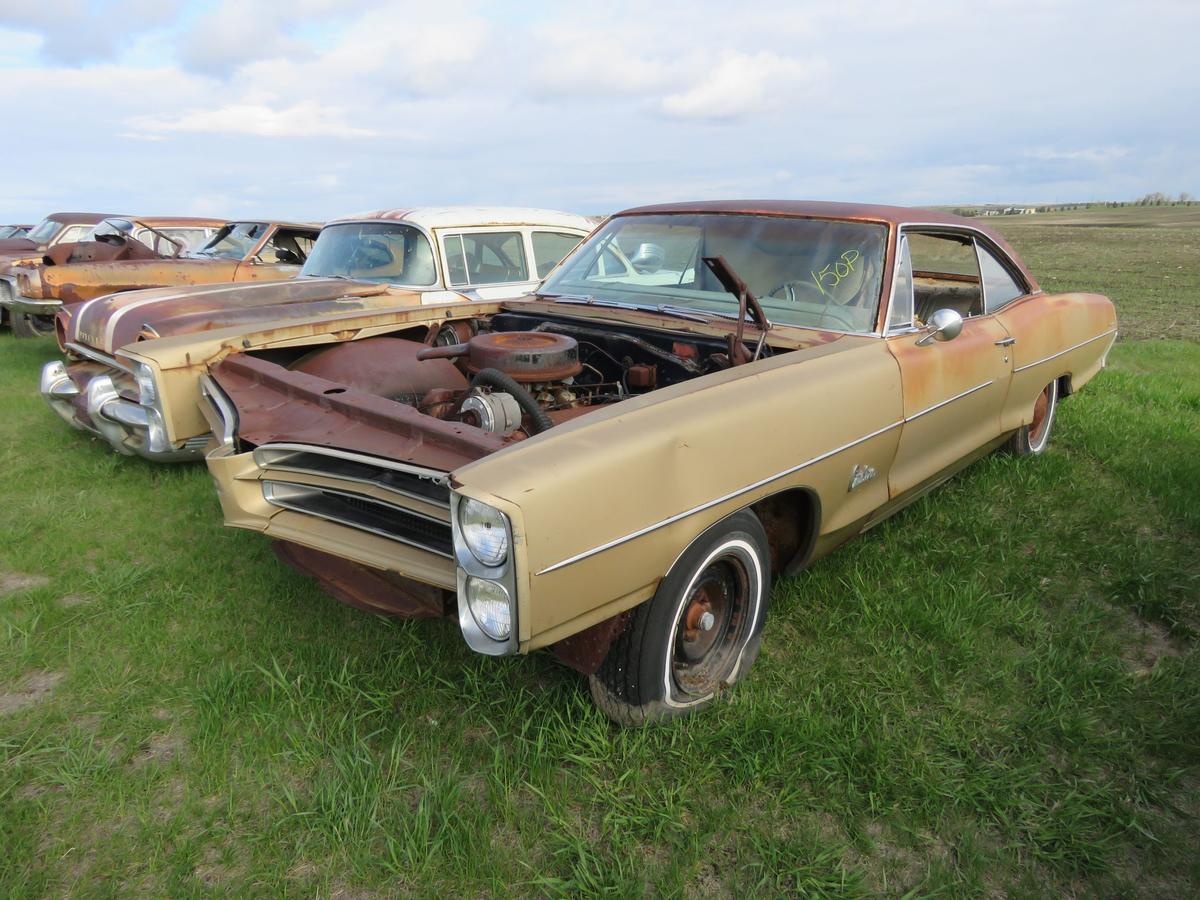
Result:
[547, 293, 710, 324]
[700, 255, 772, 365]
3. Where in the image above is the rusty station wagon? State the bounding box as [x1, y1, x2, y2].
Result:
[39, 207, 594, 460]
[185, 200, 1117, 724]
[4, 215, 229, 337]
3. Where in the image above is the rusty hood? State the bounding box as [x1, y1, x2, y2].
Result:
[69, 277, 418, 354]
[0, 238, 38, 257]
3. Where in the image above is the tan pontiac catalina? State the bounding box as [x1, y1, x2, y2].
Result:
[187, 200, 1116, 724]
[39, 207, 594, 461]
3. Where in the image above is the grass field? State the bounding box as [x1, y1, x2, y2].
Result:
[2, 208, 1198, 897]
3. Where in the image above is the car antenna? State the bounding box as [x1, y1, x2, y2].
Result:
[701, 255, 771, 365]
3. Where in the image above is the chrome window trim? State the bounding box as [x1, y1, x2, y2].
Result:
[1013, 328, 1118, 373]
[882, 234, 912, 334]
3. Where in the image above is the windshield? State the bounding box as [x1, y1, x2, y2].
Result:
[300, 222, 436, 286]
[541, 213, 889, 333]
[25, 218, 62, 244]
[195, 222, 266, 260]
[91, 218, 136, 241]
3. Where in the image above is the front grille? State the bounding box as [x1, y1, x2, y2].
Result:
[263, 481, 452, 557]
[254, 445, 449, 506]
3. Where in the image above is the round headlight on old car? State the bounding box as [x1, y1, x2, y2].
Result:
[459, 498, 508, 567]
[465, 577, 512, 641]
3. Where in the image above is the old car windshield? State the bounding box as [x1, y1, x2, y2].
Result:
[195, 222, 266, 260]
[300, 222, 437, 286]
[25, 218, 62, 244]
[541, 213, 889, 333]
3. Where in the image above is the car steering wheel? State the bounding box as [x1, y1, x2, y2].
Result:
[763, 279, 825, 304]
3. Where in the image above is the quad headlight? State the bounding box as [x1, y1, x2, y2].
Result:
[453, 494, 518, 655]
[464, 577, 512, 640]
[458, 497, 509, 567]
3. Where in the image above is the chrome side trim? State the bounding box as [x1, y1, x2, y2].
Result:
[103, 279, 292, 350]
[905, 380, 993, 422]
[1013, 328, 1118, 373]
[198, 374, 237, 448]
[535, 374, 1003, 576]
[535, 418, 905, 576]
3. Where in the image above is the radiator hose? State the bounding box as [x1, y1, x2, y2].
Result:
[469, 367, 553, 435]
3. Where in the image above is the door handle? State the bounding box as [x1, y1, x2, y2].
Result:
[994, 337, 1016, 347]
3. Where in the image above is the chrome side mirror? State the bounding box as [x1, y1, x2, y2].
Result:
[916, 308, 964, 345]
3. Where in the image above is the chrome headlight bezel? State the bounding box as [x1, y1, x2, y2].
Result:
[132, 361, 158, 406]
[451, 492, 519, 656]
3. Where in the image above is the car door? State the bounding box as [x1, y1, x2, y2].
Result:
[978, 240, 1072, 435]
[885, 230, 1015, 498]
[232, 225, 305, 281]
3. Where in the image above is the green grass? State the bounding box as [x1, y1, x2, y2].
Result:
[985, 206, 1200, 342]
[2, 210, 1198, 896]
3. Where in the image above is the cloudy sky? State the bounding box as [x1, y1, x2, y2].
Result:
[0, 0, 1196, 222]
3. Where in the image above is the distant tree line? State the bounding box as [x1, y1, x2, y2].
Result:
[956, 192, 1196, 217]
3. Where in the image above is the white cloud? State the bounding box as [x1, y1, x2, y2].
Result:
[0, 0, 182, 63]
[129, 101, 379, 138]
[1, 0, 1198, 221]
[660, 52, 823, 120]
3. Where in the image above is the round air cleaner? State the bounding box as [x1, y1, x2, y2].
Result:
[466, 332, 582, 382]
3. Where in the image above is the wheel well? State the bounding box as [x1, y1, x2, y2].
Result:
[750, 488, 820, 577]
[1056, 373, 1073, 398]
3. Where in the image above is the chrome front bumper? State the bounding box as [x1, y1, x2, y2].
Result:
[39, 360, 209, 462]
[5, 294, 62, 316]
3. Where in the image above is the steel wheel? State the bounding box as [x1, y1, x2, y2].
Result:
[589, 510, 771, 726]
[1008, 379, 1059, 456]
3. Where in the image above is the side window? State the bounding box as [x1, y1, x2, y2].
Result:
[56, 225, 90, 245]
[977, 243, 1027, 313]
[132, 228, 159, 251]
[444, 234, 468, 285]
[263, 228, 316, 264]
[531, 231, 582, 278]
[887, 237, 914, 330]
[442, 231, 529, 286]
[906, 232, 983, 324]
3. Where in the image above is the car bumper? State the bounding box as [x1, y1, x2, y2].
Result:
[4, 294, 62, 316]
[39, 359, 209, 462]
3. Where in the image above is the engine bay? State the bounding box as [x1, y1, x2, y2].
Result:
[283, 310, 774, 442]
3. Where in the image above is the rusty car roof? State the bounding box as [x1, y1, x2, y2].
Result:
[115, 216, 228, 227]
[616, 200, 985, 230]
[42, 212, 120, 225]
